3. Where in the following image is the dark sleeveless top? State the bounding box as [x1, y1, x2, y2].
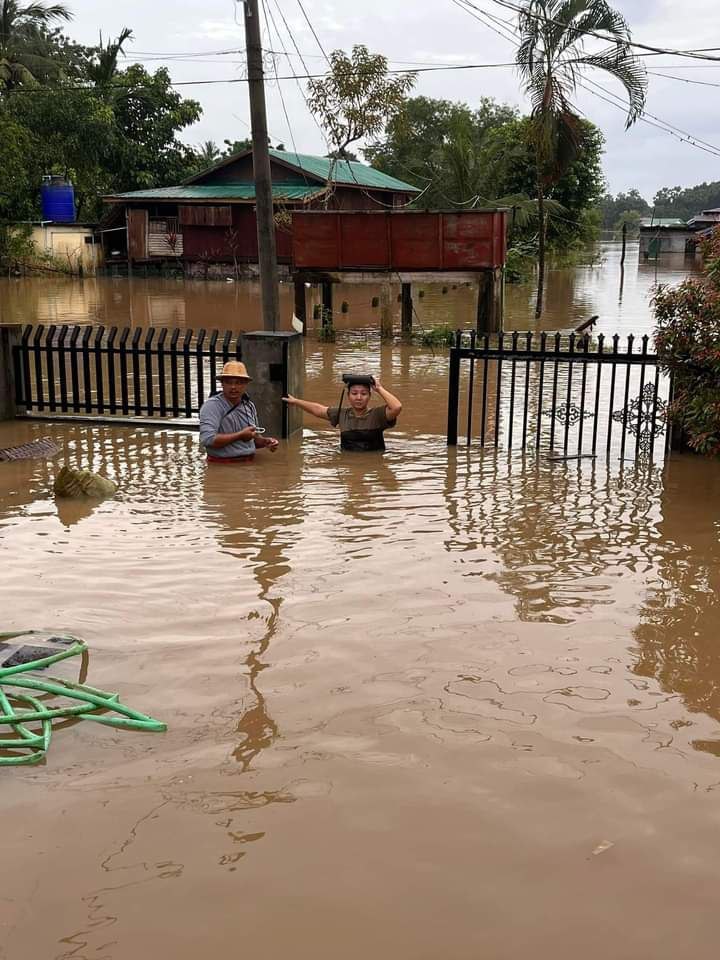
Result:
[327, 405, 396, 452]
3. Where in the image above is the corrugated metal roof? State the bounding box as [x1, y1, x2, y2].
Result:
[639, 217, 687, 228]
[268, 150, 420, 192]
[106, 184, 323, 202]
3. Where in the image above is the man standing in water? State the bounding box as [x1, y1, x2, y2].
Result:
[199, 361, 279, 463]
[283, 376, 402, 452]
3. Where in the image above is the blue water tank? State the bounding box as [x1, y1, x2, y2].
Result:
[40, 176, 76, 223]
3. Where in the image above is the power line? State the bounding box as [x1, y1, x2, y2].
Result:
[450, 0, 720, 160]
[483, 0, 720, 63]
[294, 0, 331, 66]
[260, 0, 308, 175]
[0, 59, 518, 96]
[648, 70, 720, 89]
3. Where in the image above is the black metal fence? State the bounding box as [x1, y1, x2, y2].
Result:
[447, 331, 673, 462]
[12, 324, 243, 419]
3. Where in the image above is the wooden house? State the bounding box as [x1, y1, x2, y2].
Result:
[101, 149, 420, 276]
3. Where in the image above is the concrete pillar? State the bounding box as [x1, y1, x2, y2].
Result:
[0, 326, 20, 420]
[293, 278, 307, 336]
[240, 331, 304, 438]
[401, 282, 413, 336]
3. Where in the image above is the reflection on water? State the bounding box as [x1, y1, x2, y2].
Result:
[2, 322, 720, 958]
[0, 242, 701, 338]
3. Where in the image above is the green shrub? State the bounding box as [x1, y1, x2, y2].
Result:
[653, 228, 720, 456]
[505, 242, 536, 283]
[416, 324, 455, 347]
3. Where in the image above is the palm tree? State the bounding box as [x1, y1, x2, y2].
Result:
[516, 0, 647, 317]
[0, 0, 72, 90]
[196, 140, 221, 167]
[85, 27, 133, 91]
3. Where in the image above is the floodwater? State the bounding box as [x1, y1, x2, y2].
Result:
[3, 243, 720, 960]
[0, 241, 700, 338]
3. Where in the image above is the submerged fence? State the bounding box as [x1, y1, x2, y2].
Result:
[447, 331, 673, 462]
[12, 324, 243, 419]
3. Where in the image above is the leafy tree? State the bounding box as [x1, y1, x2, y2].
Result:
[0, 0, 71, 89]
[599, 188, 650, 228]
[478, 115, 605, 249]
[307, 44, 415, 157]
[2, 60, 201, 219]
[612, 209, 643, 239]
[102, 64, 200, 196]
[365, 96, 517, 206]
[516, 0, 647, 316]
[653, 181, 720, 222]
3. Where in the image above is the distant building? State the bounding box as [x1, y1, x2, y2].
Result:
[101, 149, 420, 277]
[638, 218, 696, 259]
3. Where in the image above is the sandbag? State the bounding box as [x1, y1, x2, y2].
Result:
[53, 465, 118, 499]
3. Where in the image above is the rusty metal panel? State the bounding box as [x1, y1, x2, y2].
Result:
[293, 214, 338, 268]
[127, 209, 147, 260]
[390, 213, 441, 269]
[291, 210, 507, 271]
[339, 213, 389, 268]
[442, 213, 495, 269]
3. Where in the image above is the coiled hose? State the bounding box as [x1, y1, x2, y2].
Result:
[0, 631, 166, 766]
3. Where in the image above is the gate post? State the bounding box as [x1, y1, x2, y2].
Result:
[0, 326, 20, 420]
[447, 337, 461, 446]
[240, 331, 304, 439]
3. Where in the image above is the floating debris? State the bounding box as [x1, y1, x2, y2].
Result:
[592, 840, 615, 857]
[53, 466, 118, 499]
[0, 437, 60, 462]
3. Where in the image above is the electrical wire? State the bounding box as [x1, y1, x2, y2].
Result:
[261, 0, 309, 178]
[294, 0, 331, 65]
[483, 0, 720, 63]
[450, 0, 720, 160]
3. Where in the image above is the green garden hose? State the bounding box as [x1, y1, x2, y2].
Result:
[0, 631, 166, 766]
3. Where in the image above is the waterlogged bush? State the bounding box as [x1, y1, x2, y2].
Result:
[653, 229, 720, 456]
[505, 243, 536, 283]
[416, 324, 455, 347]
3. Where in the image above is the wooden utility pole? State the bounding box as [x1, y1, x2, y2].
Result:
[620, 221, 627, 268]
[243, 0, 280, 332]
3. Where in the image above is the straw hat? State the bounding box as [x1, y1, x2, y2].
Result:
[219, 360, 252, 382]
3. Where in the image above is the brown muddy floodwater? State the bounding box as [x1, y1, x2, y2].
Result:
[2, 244, 720, 960]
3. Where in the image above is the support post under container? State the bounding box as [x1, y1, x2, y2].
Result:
[401, 283, 413, 336]
[476, 269, 504, 334]
[380, 282, 393, 340]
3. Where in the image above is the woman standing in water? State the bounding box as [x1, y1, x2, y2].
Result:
[283, 376, 402, 452]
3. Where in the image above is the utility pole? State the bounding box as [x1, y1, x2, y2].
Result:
[243, 0, 280, 332]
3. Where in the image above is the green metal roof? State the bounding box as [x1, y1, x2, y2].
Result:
[106, 183, 323, 202]
[269, 149, 420, 192]
[639, 217, 687, 228]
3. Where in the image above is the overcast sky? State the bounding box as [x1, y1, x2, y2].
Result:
[70, 0, 720, 200]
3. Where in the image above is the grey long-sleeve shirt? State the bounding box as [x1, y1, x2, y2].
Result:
[198, 392, 261, 458]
